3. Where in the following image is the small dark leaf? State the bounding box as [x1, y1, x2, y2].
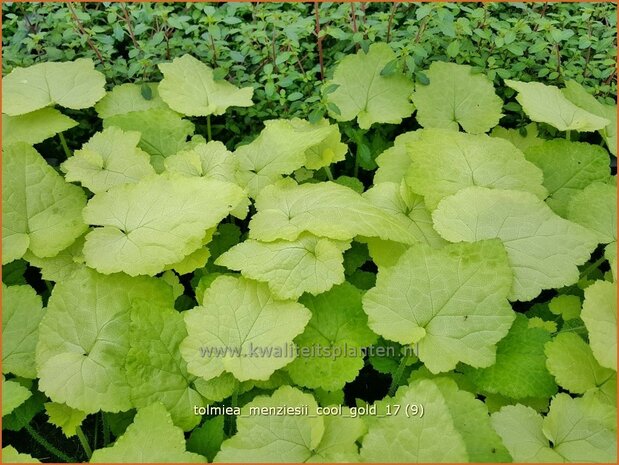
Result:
[416, 72, 430, 85]
[308, 109, 325, 124]
[140, 83, 153, 100]
[327, 102, 341, 116]
[380, 59, 398, 77]
[323, 83, 340, 95]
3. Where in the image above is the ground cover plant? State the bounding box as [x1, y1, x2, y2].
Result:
[1, 2, 618, 464]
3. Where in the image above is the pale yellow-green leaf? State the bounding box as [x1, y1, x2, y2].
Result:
[216, 234, 350, 300]
[325, 43, 414, 129]
[2, 143, 87, 264]
[432, 187, 598, 301]
[61, 126, 155, 193]
[505, 79, 610, 132]
[582, 280, 617, 370]
[413, 62, 503, 134]
[95, 82, 169, 118]
[158, 54, 253, 116]
[2, 109, 77, 146]
[3, 58, 106, 115]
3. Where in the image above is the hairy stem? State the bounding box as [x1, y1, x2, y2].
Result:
[76, 425, 93, 459]
[388, 354, 411, 397]
[580, 255, 607, 279]
[58, 133, 72, 158]
[324, 166, 334, 181]
[207, 115, 212, 141]
[24, 423, 75, 463]
[102, 413, 110, 447]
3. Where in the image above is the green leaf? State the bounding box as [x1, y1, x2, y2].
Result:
[405, 129, 547, 209]
[2, 377, 32, 416]
[548, 294, 581, 320]
[95, 83, 168, 119]
[361, 379, 469, 462]
[61, 126, 155, 193]
[463, 314, 558, 399]
[44, 402, 87, 438]
[412, 62, 503, 134]
[492, 394, 616, 462]
[23, 236, 85, 282]
[104, 109, 195, 172]
[82, 175, 244, 276]
[248, 179, 419, 244]
[215, 386, 365, 462]
[491, 404, 564, 462]
[606, 243, 617, 281]
[582, 280, 617, 370]
[491, 123, 544, 153]
[567, 181, 616, 244]
[505, 79, 610, 132]
[2, 109, 77, 146]
[164, 141, 238, 184]
[234, 118, 344, 197]
[286, 283, 378, 391]
[158, 54, 253, 116]
[545, 332, 615, 394]
[430, 377, 512, 462]
[373, 131, 420, 184]
[362, 182, 447, 267]
[163, 230, 214, 276]
[303, 120, 348, 170]
[126, 300, 203, 431]
[187, 416, 225, 462]
[324, 43, 414, 129]
[2, 446, 41, 463]
[193, 373, 237, 403]
[90, 403, 206, 462]
[216, 234, 349, 300]
[2, 143, 87, 265]
[525, 141, 611, 216]
[2, 58, 106, 115]
[563, 80, 617, 155]
[36, 267, 174, 413]
[432, 187, 598, 301]
[180, 275, 311, 382]
[2, 283, 44, 379]
[363, 240, 515, 373]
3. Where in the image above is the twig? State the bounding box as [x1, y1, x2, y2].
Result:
[414, 16, 429, 44]
[209, 33, 218, 65]
[351, 3, 359, 51]
[533, 2, 549, 32]
[66, 2, 106, 65]
[120, 4, 139, 50]
[386, 2, 399, 43]
[314, 2, 325, 80]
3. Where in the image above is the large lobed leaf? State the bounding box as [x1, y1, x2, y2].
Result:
[325, 43, 414, 129]
[2, 143, 87, 265]
[363, 240, 515, 373]
[180, 275, 311, 382]
[432, 187, 598, 301]
[82, 175, 244, 276]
